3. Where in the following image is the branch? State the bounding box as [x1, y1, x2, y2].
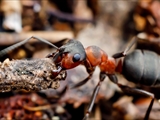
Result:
[0, 58, 66, 92]
[0, 31, 73, 45]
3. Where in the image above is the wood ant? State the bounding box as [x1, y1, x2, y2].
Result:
[0, 36, 156, 120]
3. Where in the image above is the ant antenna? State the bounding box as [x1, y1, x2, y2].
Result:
[0, 36, 59, 57]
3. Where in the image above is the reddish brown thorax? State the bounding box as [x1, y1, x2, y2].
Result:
[85, 46, 116, 74]
[99, 57, 116, 74]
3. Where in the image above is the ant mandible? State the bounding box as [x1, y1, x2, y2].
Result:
[0, 36, 154, 120]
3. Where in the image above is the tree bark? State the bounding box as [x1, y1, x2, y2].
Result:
[0, 58, 66, 92]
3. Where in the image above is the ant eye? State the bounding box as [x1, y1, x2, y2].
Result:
[72, 53, 81, 62]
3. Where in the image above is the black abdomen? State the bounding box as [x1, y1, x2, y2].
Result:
[122, 50, 160, 86]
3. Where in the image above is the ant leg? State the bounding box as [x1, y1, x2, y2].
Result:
[70, 74, 93, 89]
[83, 73, 106, 120]
[112, 36, 137, 59]
[0, 36, 58, 57]
[71, 61, 95, 89]
[108, 74, 118, 84]
[56, 85, 68, 100]
[108, 74, 154, 120]
[117, 84, 154, 120]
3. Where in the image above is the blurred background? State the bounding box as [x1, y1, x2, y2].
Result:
[0, 0, 160, 120]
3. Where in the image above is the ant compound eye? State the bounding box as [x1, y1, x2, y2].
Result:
[72, 53, 81, 62]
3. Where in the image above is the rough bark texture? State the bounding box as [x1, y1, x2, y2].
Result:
[0, 58, 66, 92]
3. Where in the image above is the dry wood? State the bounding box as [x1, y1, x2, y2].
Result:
[0, 58, 66, 92]
[0, 31, 74, 45]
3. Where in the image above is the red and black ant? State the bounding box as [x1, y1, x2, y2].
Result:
[0, 36, 156, 120]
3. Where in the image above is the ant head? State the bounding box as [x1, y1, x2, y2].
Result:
[52, 39, 86, 69]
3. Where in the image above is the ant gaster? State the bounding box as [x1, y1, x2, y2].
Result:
[0, 36, 154, 120]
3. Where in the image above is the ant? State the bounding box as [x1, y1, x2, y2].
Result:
[0, 36, 155, 120]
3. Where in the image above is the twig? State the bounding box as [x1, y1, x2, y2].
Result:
[0, 31, 73, 45]
[23, 104, 54, 111]
[0, 58, 66, 92]
[47, 9, 95, 23]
